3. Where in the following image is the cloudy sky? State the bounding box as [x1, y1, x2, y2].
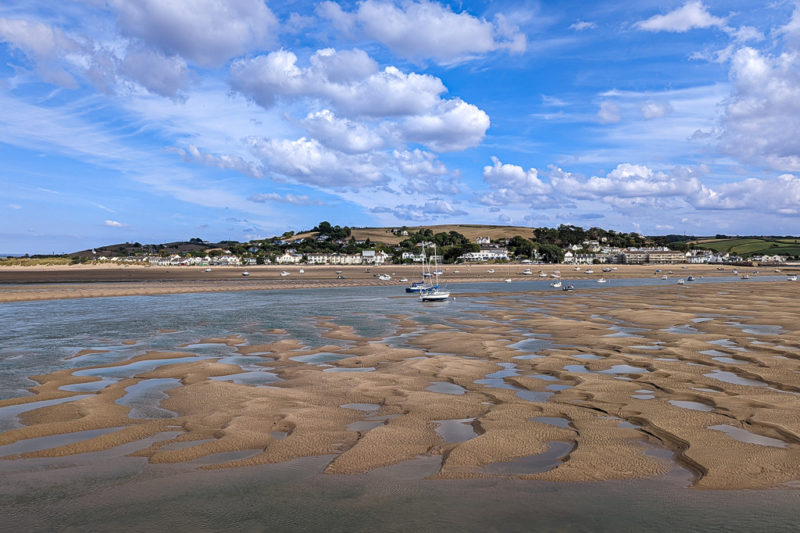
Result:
[2, 1, 800, 253]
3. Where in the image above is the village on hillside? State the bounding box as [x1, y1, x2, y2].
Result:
[67, 223, 796, 268]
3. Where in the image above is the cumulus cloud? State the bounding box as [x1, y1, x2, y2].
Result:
[247, 136, 386, 187]
[640, 100, 673, 119]
[0, 17, 83, 87]
[229, 49, 445, 116]
[119, 49, 188, 98]
[690, 173, 800, 211]
[319, 0, 525, 64]
[483, 156, 550, 194]
[300, 109, 384, 153]
[104, 219, 128, 227]
[718, 43, 800, 171]
[230, 48, 490, 152]
[481, 157, 553, 207]
[597, 101, 621, 123]
[551, 163, 701, 200]
[109, 0, 277, 67]
[171, 145, 264, 178]
[248, 192, 320, 205]
[635, 1, 725, 33]
[397, 99, 490, 152]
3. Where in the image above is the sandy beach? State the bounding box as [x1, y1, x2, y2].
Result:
[2, 271, 799, 492]
[0, 262, 786, 302]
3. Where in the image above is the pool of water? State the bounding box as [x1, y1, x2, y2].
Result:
[709, 425, 788, 448]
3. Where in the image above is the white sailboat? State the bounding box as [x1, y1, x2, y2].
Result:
[419, 243, 450, 301]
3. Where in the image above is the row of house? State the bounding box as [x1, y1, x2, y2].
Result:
[276, 250, 391, 265]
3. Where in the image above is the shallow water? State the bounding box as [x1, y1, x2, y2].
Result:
[709, 425, 788, 448]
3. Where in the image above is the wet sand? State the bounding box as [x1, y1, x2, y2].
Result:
[2, 279, 799, 490]
[0, 263, 784, 302]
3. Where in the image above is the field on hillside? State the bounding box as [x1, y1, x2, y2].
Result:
[694, 238, 800, 257]
[295, 225, 536, 244]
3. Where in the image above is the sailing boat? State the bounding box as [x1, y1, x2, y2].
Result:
[419, 243, 450, 301]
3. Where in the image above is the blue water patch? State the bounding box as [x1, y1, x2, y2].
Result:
[116, 378, 180, 419]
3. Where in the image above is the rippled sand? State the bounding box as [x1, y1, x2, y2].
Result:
[2, 280, 800, 490]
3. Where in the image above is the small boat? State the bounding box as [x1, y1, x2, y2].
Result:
[504, 278, 512, 283]
[400, 278, 408, 282]
[661, 275, 668, 280]
[574, 266, 580, 271]
[597, 277, 607, 283]
[740, 274, 750, 279]
[406, 281, 431, 292]
[204, 268, 211, 272]
[539, 272, 548, 277]
[551, 280, 562, 288]
[280, 271, 289, 276]
[585, 269, 594, 274]
[522, 269, 532, 275]
[732, 269, 738, 275]
[378, 274, 391, 281]
[487, 269, 495, 274]
[788, 275, 797, 281]
[687, 275, 695, 281]
[677, 279, 685, 285]
[420, 243, 450, 301]
[299, 269, 304, 274]
[562, 284, 574, 291]
[602, 267, 611, 272]
[242, 271, 249, 276]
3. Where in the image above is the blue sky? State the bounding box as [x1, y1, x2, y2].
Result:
[2, 1, 800, 254]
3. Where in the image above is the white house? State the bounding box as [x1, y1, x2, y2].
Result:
[276, 252, 303, 264]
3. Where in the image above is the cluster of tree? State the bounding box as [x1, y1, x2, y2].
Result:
[533, 224, 647, 249]
[395, 229, 478, 264]
[312, 221, 351, 240]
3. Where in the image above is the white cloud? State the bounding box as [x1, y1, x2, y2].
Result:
[551, 163, 701, 200]
[396, 99, 490, 151]
[119, 48, 188, 98]
[320, 0, 526, 64]
[597, 101, 621, 123]
[9, 203, 21, 209]
[110, 0, 277, 68]
[248, 192, 320, 206]
[300, 109, 384, 154]
[690, 173, 800, 211]
[0, 17, 83, 87]
[104, 219, 127, 227]
[229, 48, 489, 152]
[483, 156, 551, 195]
[170, 145, 264, 178]
[635, 1, 725, 33]
[718, 44, 800, 171]
[229, 49, 446, 117]
[247, 136, 386, 188]
[570, 20, 596, 31]
[640, 100, 673, 119]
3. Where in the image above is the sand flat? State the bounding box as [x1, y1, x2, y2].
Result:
[2, 277, 800, 489]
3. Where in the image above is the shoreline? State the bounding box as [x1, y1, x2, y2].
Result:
[1, 263, 789, 303]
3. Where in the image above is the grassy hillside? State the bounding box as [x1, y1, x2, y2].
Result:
[295, 224, 536, 244]
[693, 238, 800, 257]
